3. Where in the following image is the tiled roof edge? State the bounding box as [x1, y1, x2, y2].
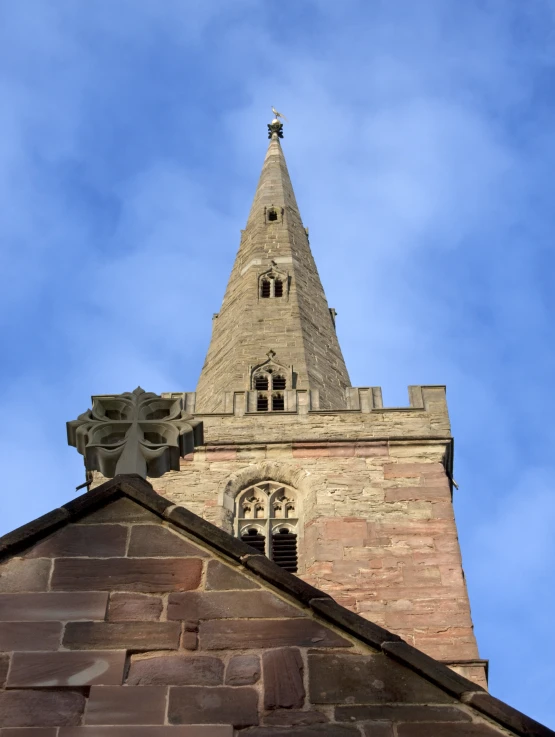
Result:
[0, 475, 552, 737]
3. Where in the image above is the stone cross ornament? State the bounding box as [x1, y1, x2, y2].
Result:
[67, 387, 203, 479]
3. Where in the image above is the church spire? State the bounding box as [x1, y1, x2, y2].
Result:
[195, 116, 351, 412]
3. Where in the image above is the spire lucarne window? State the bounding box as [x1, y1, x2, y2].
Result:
[236, 481, 298, 572]
[259, 267, 286, 299]
[252, 366, 287, 412]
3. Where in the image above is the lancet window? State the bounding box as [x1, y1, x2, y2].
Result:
[260, 275, 284, 299]
[235, 481, 298, 572]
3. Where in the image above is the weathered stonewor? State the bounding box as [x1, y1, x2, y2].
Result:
[0, 485, 547, 735]
[126, 387, 485, 687]
[76, 124, 486, 687]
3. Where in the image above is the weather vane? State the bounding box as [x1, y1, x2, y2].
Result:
[268, 107, 288, 139]
[271, 106, 288, 123]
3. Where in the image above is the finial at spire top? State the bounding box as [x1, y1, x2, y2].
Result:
[268, 106, 287, 139]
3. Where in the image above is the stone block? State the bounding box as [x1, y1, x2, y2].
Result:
[181, 630, 198, 650]
[200, 619, 351, 650]
[322, 519, 368, 543]
[308, 653, 453, 704]
[462, 691, 553, 737]
[292, 443, 329, 458]
[206, 448, 237, 461]
[263, 710, 328, 726]
[402, 565, 441, 586]
[27, 525, 127, 558]
[59, 729, 232, 737]
[225, 654, 260, 685]
[52, 558, 203, 593]
[432, 502, 455, 519]
[0, 690, 85, 727]
[168, 591, 304, 620]
[439, 566, 465, 586]
[329, 444, 355, 457]
[7, 651, 126, 687]
[76, 497, 161, 523]
[361, 726, 395, 737]
[396, 725, 500, 736]
[0, 592, 108, 621]
[355, 442, 388, 457]
[85, 686, 167, 725]
[242, 555, 329, 604]
[383, 464, 422, 479]
[385, 487, 449, 502]
[63, 622, 180, 650]
[335, 705, 472, 722]
[239, 727, 361, 736]
[263, 648, 305, 709]
[127, 654, 224, 685]
[0, 622, 61, 651]
[0, 559, 51, 593]
[168, 686, 258, 727]
[107, 593, 163, 621]
[0, 653, 8, 687]
[2, 730, 59, 737]
[127, 525, 208, 558]
[205, 560, 260, 590]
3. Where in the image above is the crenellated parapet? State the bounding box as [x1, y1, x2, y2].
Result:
[160, 385, 451, 444]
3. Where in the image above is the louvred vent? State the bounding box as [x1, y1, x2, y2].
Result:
[272, 530, 298, 573]
[241, 529, 266, 555]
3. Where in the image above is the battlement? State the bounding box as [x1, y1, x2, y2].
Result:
[161, 385, 451, 444]
[162, 384, 448, 417]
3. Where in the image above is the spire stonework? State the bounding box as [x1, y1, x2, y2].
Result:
[195, 122, 351, 412]
[84, 118, 487, 690]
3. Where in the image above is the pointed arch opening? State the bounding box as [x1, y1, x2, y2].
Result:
[258, 263, 289, 300]
[235, 481, 298, 572]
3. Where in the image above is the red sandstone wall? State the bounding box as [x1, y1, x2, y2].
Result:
[0, 496, 503, 735]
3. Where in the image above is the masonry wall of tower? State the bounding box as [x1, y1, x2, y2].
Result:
[90, 385, 486, 689]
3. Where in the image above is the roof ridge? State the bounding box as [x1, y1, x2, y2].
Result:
[0, 474, 552, 737]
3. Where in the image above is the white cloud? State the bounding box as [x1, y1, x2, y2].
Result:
[0, 0, 554, 725]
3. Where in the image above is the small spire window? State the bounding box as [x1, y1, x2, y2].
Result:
[258, 265, 288, 300]
[260, 275, 285, 299]
[253, 369, 287, 411]
[265, 207, 283, 224]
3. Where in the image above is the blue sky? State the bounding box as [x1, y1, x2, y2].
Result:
[1, 0, 554, 726]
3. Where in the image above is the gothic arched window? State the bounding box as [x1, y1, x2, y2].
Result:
[258, 266, 288, 300]
[252, 369, 287, 411]
[236, 481, 298, 572]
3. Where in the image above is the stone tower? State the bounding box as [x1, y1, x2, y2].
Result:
[104, 119, 487, 688]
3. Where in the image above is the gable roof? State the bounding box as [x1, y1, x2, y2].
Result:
[0, 474, 552, 737]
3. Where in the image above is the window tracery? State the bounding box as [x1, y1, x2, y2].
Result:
[258, 263, 288, 300]
[250, 352, 292, 412]
[235, 481, 298, 572]
[252, 368, 286, 411]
